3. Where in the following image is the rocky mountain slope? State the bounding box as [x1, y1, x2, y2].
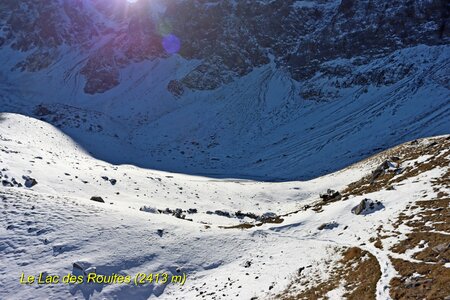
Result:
[0, 0, 449, 179]
[1, 2, 449, 299]
[1, 0, 448, 94]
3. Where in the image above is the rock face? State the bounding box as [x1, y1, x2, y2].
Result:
[0, 0, 448, 95]
[1, 1, 449, 181]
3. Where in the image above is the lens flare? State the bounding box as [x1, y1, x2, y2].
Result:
[162, 34, 181, 54]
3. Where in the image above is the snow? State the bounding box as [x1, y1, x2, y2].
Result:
[1, 2, 449, 298]
[0, 44, 448, 181]
[326, 284, 347, 300]
[1, 113, 448, 299]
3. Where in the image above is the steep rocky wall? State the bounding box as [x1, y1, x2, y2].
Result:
[0, 0, 448, 95]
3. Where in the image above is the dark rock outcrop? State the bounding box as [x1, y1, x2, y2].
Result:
[235, 211, 258, 220]
[371, 160, 399, 183]
[320, 189, 342, 202]
[90, 196, 105, 203]
[167, 80, 185, 97]
[352, 198, 384, 215]
[2, 0, 447, 94]
[318, 222, 339, 230]
[187, 208, 198, 214]
[34, 105, 53, 116]
[22, 176, 38, 188]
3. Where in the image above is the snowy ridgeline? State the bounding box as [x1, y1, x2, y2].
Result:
[1, 113, 449, 299]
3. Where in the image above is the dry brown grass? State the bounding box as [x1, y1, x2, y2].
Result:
[390, 258, 450, 300]
[224, 137, 449, 230]
[276, 136, 449, 299]
[276, 247, 381, 300]
[304, 137, 450, 215]
[342, 136, 450, 198]
[388, 197, 450, 300]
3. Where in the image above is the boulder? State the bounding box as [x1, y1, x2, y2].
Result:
[90, 196, 105, 203]
[187, 208, 198, 214]
[11, 178, 22, 187]
[173, 208, 184, 219]
[371, 160, 398, 182]
[162, 208, 173, 214]
[235, 211, 258, 219]
[2, 180, 13, 187]
[404, 276, 432, 289]
[320, 189, 342, 202]
[352, 200, 367, 215]
[139, 206, 158, 213]
[432, 243, 449, 254]
[73, 262, 86, 272]
[22, 176, 38, 188]
[352, 198, 384, 215]
[258, 212, 278, 222]
[318, 222, 339, 230]
[214, 210, 231, 218]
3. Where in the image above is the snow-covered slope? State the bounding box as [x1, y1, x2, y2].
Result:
[1, 113, 449, 299]
[1, 1, 449, 298]
[1, 44, 449, 180]
[0, 0, 449, 180]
